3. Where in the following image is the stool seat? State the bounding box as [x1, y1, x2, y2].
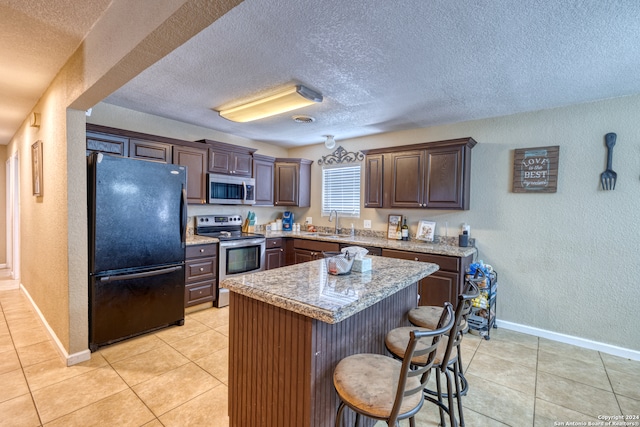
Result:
[333, 353, 423, 419]
[409, 306, 467, 331]
[385, 326, 449, 366]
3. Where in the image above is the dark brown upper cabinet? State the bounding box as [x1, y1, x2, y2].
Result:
[129, 139, 172, 163]
[173, 145, 208, 204]
[363, 137, 476, 210]
[274, 158, 313, 207]
[198, 139, 256, 177]
[253, 154, 275, 206]
[363, 154, 384, 208]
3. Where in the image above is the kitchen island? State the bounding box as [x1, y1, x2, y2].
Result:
[221, 256, 439, 427]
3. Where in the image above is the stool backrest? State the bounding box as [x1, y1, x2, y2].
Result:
[388, 302, 455, 424]
[440, 279, 480, 368]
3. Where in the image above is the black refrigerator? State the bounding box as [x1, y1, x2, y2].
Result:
[88, 152, 187, 351]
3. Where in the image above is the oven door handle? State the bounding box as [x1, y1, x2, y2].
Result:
[219, 238, 266, 248]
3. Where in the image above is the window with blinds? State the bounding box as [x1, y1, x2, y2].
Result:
[322, 165, 361, 217]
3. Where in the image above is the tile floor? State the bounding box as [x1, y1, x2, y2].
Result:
[1, 280, 639, 426]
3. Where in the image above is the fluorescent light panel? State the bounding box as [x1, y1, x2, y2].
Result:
[218, 85, 322, 122]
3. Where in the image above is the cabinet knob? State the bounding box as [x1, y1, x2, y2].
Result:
[199, 267, 204, 272]
[199, 249, 205, 253]
[414, 257, 419, 261]
[280, 248, 284, 252]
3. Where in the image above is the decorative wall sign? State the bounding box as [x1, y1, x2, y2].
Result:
[31, 140, 43, 196]
[317, 145, 364, 165]
[512, 145, 559, 193]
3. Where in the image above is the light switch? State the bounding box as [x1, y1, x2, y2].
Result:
[363, 220, 372, 229]
[306, 217, 313, 224]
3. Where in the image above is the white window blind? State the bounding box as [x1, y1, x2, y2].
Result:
[322, 165, 361, 217]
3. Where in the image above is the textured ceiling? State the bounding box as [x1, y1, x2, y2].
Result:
[104, 0, 640, 147]
[3, 0, 640, 147]
[0, 0, 112, 143]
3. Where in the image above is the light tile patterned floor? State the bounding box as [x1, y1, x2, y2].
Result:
[1, 284, 639, 427]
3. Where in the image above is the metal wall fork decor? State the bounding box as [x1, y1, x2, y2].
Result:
[317, 145, 364, 165]
[600, 132, 617, 191]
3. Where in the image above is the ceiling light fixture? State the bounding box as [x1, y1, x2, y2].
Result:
[218, 85, 322, 123]
[324, 135, 336, 149]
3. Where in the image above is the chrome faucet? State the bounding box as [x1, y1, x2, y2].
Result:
[329, 210, 339, 234]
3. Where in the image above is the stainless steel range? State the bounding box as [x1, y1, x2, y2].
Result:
[195, 215, 266, 307]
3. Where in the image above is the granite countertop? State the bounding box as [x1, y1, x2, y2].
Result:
[264, 230, 477, 257]
[186, 235, 219, 246]
[221, 256, 439, 324]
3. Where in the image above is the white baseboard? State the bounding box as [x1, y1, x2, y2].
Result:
[496, 319, 640, 362]
[20, 284, 91, 366]
[0, 263, 7, 269]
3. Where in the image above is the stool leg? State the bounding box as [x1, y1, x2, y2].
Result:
[336, 402, 346, 427]
[453, 359, 465, 427]
[456, 343, 469, 396]
[444, 368, 458, 427]
[435, 368, 447, 427]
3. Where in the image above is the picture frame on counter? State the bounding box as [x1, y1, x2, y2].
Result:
[416, 220, 436, 242]
[387, 214, 402, 239]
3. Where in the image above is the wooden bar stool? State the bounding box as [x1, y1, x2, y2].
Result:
[333, 303, 454, 427]
[385, 284, 478, 427]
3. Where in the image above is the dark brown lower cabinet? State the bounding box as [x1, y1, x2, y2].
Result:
[185, 244, 217, 307]
[381, 249, 472, 308]
[265, 238, 284, 270]
[292, 239, 339, 264]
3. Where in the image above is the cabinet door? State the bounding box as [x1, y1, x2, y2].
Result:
[389, 151, 425, 208]
[265, 248, 284, 270]
[209, 149, 232, 174]
[129, 139, 172, 163]
[274, 163, 299, 206]
[253, 157, 275, 206]
[232, 152, 253, 177]
[86, 131, 129, 157]
[419, 271, 459, 308]
[424, 145, 465, 209]
[294, 249, 315, 264]
[364, 154, 384, 208]
[173, 146, 207, 204]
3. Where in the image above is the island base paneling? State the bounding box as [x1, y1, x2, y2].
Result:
[228, 284, 417, 427]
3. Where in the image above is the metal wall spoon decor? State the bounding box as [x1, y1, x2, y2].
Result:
[600, 132, 617, 190]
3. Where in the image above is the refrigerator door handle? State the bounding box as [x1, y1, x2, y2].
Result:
[99, 266, 183, 283]
[180, 185, 187, 246]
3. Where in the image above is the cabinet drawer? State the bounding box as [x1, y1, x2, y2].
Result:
[293, 239, 339, 252]
[186, 244, 217, 258]
[266, 238, 282, 248]
[185, 281, 215, 306]
[185, 257, 216, 282]
[381, 249, 459, 272]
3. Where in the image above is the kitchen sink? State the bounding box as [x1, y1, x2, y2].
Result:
[317, 233, 352, 238]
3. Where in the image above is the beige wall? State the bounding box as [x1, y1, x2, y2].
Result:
[5, 0, 242, 359]
[0, 145, 6, 264]
[289, 95, 640, 353]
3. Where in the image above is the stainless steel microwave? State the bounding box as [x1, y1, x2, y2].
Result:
[207, 173, 256, 205]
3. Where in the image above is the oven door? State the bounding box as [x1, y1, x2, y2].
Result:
[217, 237, 266, 307]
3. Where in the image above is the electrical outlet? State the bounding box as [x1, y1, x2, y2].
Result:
[306, 217, 313, 224]
[363, 220, 372, 229]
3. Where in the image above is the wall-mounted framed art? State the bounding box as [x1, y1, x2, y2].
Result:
[32, 140, 43, 196]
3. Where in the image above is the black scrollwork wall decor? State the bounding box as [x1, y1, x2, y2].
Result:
[318, 146, 364, 165]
